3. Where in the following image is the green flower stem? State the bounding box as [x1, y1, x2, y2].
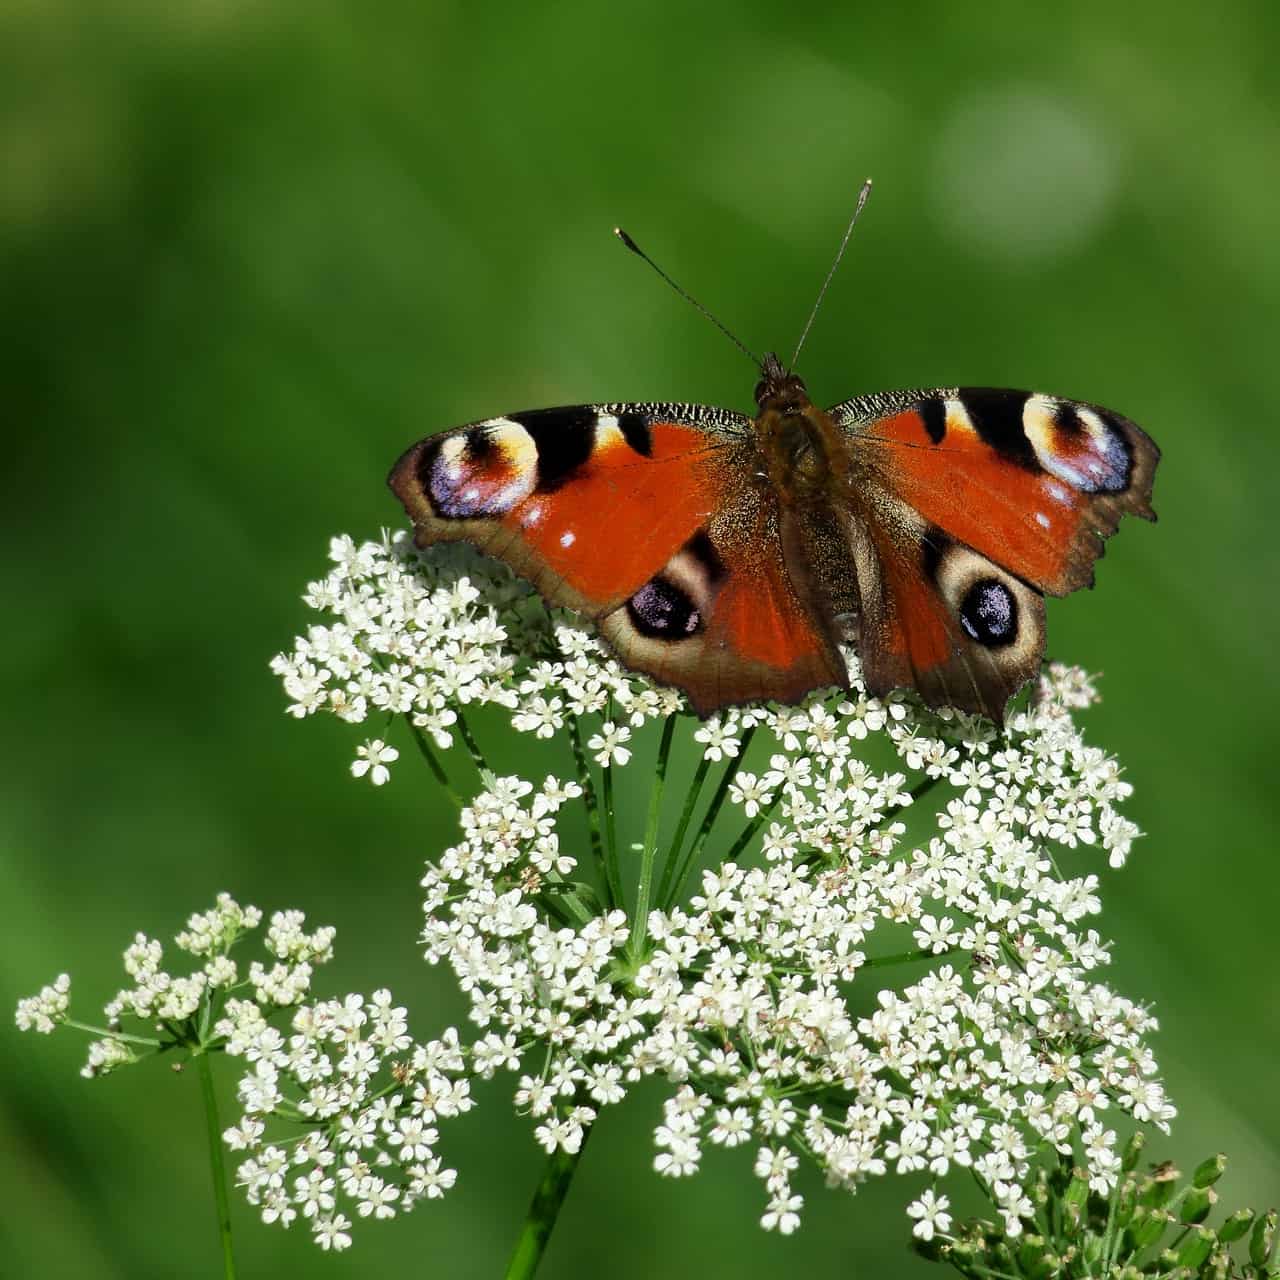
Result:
[722, 793, 781, 863]
[503, 1130, 592, 1280]
[601, 759, 623, 910]
[888, 771, 945, 819]
[194, 1048, 237, 1280]
[403, 716, 465, 810]
[654, 748, 710, 905]
[452, 706, 491, 776]
[629, 716, 677, 957]
[663, 725, 756, 907]
[65, 1019, 160, 1047]
[1099, 1172, 1122, 1274]
[566, 717, 609, 902]
[863, 947, 958, 968]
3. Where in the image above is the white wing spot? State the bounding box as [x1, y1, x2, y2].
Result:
[593, 413, 625, 451]
[944, 398, 976, 436]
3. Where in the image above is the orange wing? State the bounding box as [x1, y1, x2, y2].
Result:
[831, 387, 1159, 596]
[597, 491, 848, 715]
[848, 507, 1047, 723]
[389, 404, 747, 617]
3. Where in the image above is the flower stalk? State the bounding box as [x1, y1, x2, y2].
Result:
[504, 1129, 593, 1280]
[195, 1048, 238, 1280]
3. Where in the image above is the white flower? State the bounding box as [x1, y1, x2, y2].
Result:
[907, 1188, 953, 1241]
[587, 722, 631, 767]
[15, 974, 70, 1034]
[351, 739, 399, 785]
[761, 1191, 804, 1234]
[313, 1213, 353, 1251]
[694, 716, 741, 761]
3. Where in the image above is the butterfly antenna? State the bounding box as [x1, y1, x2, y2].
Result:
[614, 227, 763, 369]
[788, 177, 873, 373]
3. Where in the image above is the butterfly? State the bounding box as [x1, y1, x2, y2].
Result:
[388, 196, 1159, 725]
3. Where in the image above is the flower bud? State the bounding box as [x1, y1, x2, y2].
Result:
[1139, 1161, 1180, 1209]
[1015, 1234, 1047, 1275]
[1217, 1208, 1254, 1243]
[1172, 1225, 1215, 1269]
[1115, 1174, 1138, 1227]
[1121, 1129, 1145, 1172]
[1250, 1209, 1277, 1268]
[1192, 1153, 1227, 1188]
[1126, 1205, 1171, 1251]
[1062, 1167, 1089, 1229]
[1178, 1183, 1216, 1224]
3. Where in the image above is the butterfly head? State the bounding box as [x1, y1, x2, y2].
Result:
[754, 352, 810, 414]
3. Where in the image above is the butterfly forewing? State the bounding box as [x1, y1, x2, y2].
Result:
[830, 387, 1159, 596]
[390, 403, 745, 616]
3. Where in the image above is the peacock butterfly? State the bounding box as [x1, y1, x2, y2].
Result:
[388, 190, 1159, 724]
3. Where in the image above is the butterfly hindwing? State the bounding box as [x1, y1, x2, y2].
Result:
[847, 502, 1046, 722]
[830, 387, 1159, 596]
[598, 490, 848, 715]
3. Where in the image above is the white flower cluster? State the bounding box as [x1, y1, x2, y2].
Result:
[15, 891, 470, 1253]
[222, 992, 468, 1251]
[270, 533, 685, 780]
[274, 533, 1170, 1243]
[15, 973, 70, 1035]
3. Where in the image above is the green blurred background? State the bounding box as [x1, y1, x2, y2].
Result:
[4, 0, 1278, 1275]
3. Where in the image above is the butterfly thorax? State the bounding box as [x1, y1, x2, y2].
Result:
[753, 355, 850, 503]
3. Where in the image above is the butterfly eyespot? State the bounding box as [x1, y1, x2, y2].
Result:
[423, 420, 538, 518]
[1022, 396, 1133, 494]
[626, 576, 703, 640]
[958, 578, 1018, 647]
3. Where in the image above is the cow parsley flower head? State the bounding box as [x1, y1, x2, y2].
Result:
[263, 531, 1171, 1247]
[15, 891, 468, 1253]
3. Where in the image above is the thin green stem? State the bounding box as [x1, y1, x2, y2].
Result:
[863, 947, 961, 969]
[1099, 1174, 1122, 1276]
[655, 750, 710, 905]
[887, 771, 947, 819]
[629, 716, 676, 957]
[65, 1019, 161, 1047]
[601, 758, 622, 910]
[940, 1253, 1020, 1280]
[664, 725, 756, 906]
[503, 1129, 592, 1280]
[723, 793, 781, 863]
[404, 716, 465, 809]
[453, 706, 490, 776]
[566, 717, 609, 903]
[195, 1049, 237, 1280]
